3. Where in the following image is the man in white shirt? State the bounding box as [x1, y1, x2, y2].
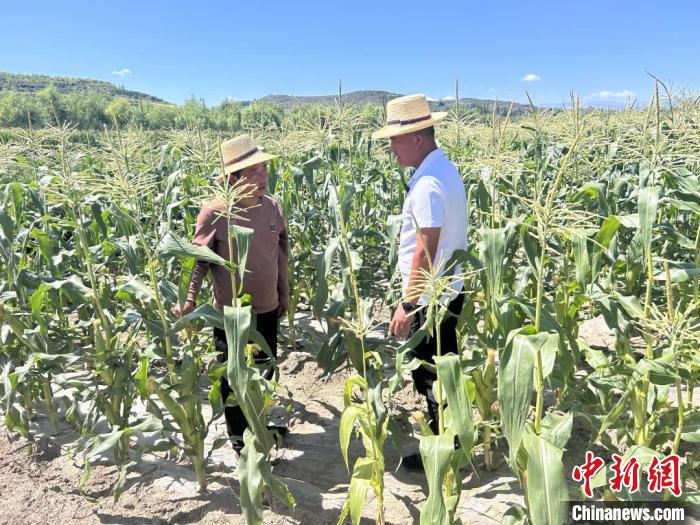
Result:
[373, 94, 468, 471]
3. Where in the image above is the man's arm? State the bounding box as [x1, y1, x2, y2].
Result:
[181, 260, 210, 313]
[175, 207, 216, 318]
[405, 226, 441, 303]
[389, 226, 440, 338]
[277, 221, 289, 317]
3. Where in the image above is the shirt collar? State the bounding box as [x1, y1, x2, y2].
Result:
[407, 148, 445, 190]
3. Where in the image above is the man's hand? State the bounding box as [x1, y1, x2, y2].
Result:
[389, 306, 412, 340]
[277, 301, 288, 318]
[174, 300, 195, 319]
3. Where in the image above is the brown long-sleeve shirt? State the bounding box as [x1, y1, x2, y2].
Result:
[186, 195, 289, 314]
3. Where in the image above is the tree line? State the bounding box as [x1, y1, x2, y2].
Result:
[0, 84, 509, 132]
[0, 84, 291, 131]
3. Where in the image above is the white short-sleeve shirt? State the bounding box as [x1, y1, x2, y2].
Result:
[398, 148, 468, 304]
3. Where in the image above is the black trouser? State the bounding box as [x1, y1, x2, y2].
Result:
[410, 293, 465, 434]
[213, 309, 278, 439]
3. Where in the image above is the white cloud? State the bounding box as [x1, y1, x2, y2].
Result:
[426, 96, 437, 102]
[521, 73, 541, 82]
[112, 68, 131, 77]
[588, 89, 636, 100]
[442, 95, 456, 101]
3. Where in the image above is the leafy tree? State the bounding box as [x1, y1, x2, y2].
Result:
[210, 99, 242, 131]
[179, 97, 210, 129]
[64, 91, 110, 129]
[105, 97, 133, 127]
[142, 102, 179, 129]
[241, 101, 284, 129]
[0, 92, 44, 127]
[36, 84, 67, 125]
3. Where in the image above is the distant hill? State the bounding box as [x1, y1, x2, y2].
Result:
[258, 90, 404, 108]
[0, 72, 534, 120]
[257, 90, 531, 115]
[0, 72, 167, 103]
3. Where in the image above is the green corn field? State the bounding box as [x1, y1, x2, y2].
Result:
[0, 86, 698, 525]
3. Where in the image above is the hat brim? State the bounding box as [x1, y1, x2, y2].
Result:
[224, 150, 277, 175]
[372, 112, 448, 139]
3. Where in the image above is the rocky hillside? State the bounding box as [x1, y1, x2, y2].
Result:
[0, 72, 166, 103]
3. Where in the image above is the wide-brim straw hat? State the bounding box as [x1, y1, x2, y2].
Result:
[220, 134, 277, 175]
[372, 94, 448, 139]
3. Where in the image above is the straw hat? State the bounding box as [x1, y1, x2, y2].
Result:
[372, 94, 447, 139]
[220, 134, 276, 175]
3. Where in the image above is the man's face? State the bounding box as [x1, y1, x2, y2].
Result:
[389, 132, 419, 168]
[232, 161, 268, 198]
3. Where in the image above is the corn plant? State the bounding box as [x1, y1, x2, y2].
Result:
[332, 178, 390, 525]
[1, 85, 700, 524]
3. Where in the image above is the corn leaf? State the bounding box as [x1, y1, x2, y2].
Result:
[523, 429, 567, 525]
[540, 412, 573, 450]
[501, 505, 529, 525]
[239, 430, 265, 525]
[339, 405, 362, 471]
[419, 432, 454, 525]
[520, 219, 542, 274]
[337, 457, 374, 525]
[598, 354, 677, 436]
[156, 231, 229, 267]
[313, 237, 339, 320]
[571, 230, 590, 289]
[681, 411, 700, 442]
[223, 304, 274, 451]
[638, 186, 660, 263]
[232, 224, 253, 289]
[435, 353, 474, 454]
[498, 326, 537, 467]
[482, 227, 506, 308]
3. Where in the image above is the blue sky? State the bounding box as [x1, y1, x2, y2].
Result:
[2, 0, 698, 106]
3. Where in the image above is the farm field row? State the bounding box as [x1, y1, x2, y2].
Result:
[0, 93, 699, 524]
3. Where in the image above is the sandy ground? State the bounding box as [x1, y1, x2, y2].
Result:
[0, 314, 695, 524]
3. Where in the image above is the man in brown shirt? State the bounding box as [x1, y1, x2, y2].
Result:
[184, 190, 289, 315]
[176, 134, 289, 453]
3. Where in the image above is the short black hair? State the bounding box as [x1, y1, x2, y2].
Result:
[416, 126, 435, 140]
